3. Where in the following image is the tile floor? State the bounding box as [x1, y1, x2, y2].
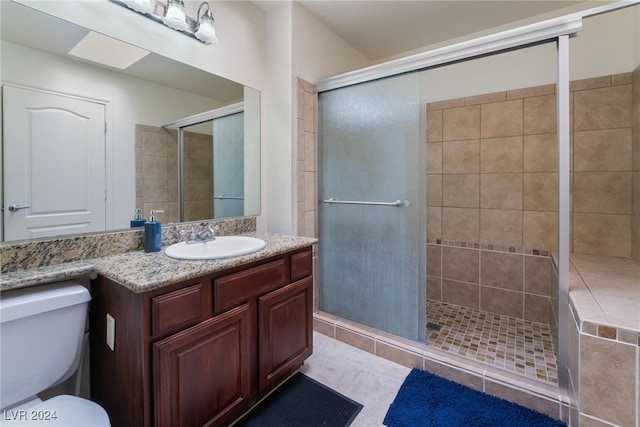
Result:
[426, 300, 558, 384]
[301, 332, 410, 426]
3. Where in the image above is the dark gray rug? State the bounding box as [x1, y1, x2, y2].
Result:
[236, 373, 362, 427]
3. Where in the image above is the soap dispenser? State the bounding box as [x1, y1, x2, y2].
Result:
[144, 210, 164, 252]
[130, 208, 145, 228]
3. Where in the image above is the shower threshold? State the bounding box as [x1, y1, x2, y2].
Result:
[426, 300, 557, 384]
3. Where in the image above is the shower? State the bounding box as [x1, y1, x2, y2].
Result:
[317, 39, 564, 385]
[312, 6, 638, 423]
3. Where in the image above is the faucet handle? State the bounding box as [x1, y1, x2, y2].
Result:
[180, 226, 197, 243]
[205, 223, 220, 237]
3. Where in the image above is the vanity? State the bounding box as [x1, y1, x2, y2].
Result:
[0, 225, 316, 427]
[90, 244, 313, 427]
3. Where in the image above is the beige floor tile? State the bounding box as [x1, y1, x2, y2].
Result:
[302, 332, 410, 426]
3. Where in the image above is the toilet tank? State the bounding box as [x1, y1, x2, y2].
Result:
[0, 281, 91, 411]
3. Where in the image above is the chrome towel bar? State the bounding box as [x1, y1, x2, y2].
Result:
[323, 198, 409, 207]
[214, 195, 244, 200]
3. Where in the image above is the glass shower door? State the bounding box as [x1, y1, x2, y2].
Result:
[213, 112, 244, 218]
[318, 72, 427, 341]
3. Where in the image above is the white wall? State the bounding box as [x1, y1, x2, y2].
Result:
[264, 1, 294, 234]
[571, 5, 637, 80]
[424, 5, 638, 103]
[257, 2, 371, 235]
[425, 43, 557, 103]
[292, 2, 369, 83]
[246, 0, 372, 235]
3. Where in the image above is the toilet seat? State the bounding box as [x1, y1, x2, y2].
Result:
[1, 395, 110, 426]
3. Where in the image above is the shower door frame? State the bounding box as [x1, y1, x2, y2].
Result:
[313, 3, 634, 392]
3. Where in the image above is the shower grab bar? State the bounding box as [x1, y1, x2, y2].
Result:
[323, 198, 408, 207]
[214, 195, 244, 200]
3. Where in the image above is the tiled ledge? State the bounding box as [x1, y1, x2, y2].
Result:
[313, 312, 571, 423]
[551, 252, 640, 346]
[553, 253, 640, 346]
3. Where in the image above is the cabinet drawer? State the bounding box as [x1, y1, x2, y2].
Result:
[214, 260, 286, 313]
[290, 250, 312, 282]
[151, 283, 208, 336]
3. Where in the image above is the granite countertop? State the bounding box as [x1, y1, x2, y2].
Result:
[1, 232, 317, 293]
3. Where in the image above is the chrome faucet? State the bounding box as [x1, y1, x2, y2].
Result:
[185, 223, 220, 244]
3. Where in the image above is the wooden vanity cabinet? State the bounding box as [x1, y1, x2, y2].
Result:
[90, 248, 313, 427]
[153, 303, 252, 427]
[259, 276, 312, 392]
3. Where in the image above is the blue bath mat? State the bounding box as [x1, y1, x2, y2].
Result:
[384, 368, 567, 427]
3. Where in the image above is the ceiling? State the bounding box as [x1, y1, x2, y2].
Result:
[295, 0, 611, 62]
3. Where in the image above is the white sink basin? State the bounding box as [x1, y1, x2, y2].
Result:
[164, 236, 266, 260]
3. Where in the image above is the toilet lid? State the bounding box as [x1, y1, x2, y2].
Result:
[1, 395, 110, 426]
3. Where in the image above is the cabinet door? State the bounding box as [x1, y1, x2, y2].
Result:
[258, 277, 313, 392]
[154, 304, 251, 427]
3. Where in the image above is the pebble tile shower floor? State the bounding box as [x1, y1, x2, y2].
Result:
[426, 300, 558, 384]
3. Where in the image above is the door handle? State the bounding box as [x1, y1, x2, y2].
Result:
[6, 204, 30, 212]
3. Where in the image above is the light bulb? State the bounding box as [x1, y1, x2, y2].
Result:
[163, 0, 188, 31]
[123, 0, 154, 14]
[195, 12, 217, 43]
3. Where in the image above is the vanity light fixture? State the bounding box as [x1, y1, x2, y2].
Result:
[194, 2, 218, 44]
[110, 0, 218, 44]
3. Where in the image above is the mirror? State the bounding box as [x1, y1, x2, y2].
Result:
[156, 95, 260, 224]
[0, 1, 260, 242]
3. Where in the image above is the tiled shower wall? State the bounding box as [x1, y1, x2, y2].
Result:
[427, 72, 634, 257]
[135, 124, 214, 224]
[426, 72, 635, 323]
[299, 71, 634, 324]
[572, 73, 634, 258]
[295, 78, 318, 239]
[296, 78, 319, 312]
[427, 245, 555, 326]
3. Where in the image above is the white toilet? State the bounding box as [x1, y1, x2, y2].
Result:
[0, 281, 110, 426]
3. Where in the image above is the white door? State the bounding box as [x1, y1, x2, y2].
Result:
[3, 85, 106, 241]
